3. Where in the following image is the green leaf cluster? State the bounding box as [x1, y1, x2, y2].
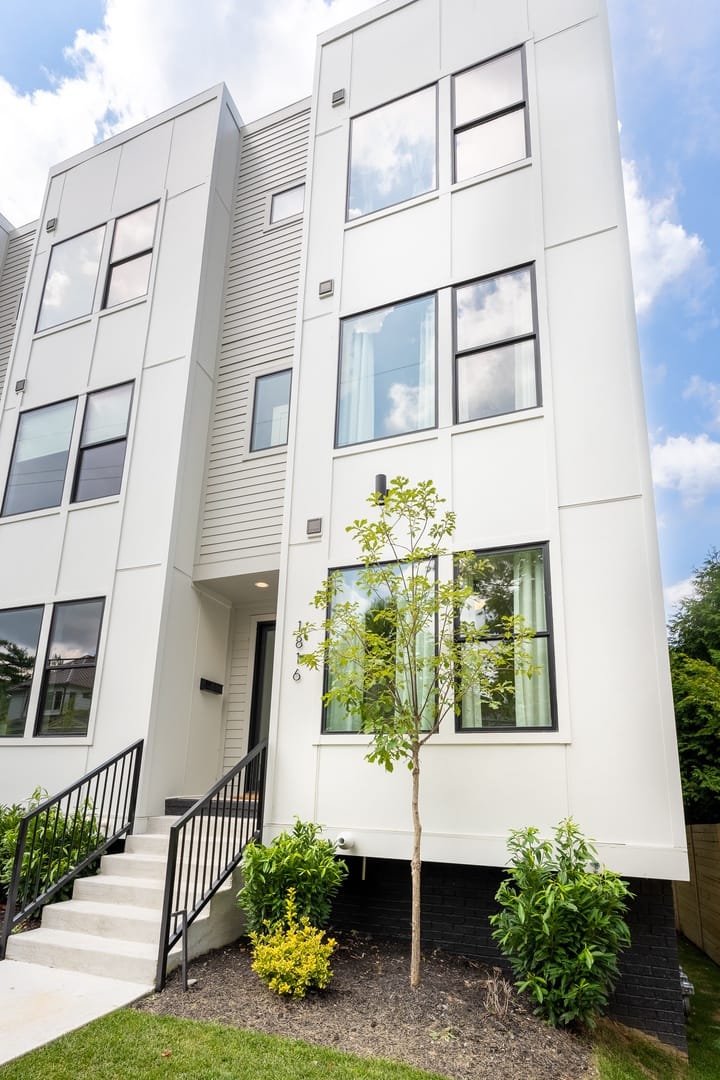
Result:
[237, 818, 348, 934]
[250, 887, 336, 998]
[0, 788, 104, 904]
[490, 818, 632, 1028]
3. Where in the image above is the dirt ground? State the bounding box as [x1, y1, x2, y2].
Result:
[135, 930, 597, 1080]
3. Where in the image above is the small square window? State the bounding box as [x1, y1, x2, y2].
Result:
[250, 370, 291, 452]
[347, 86, 437, 220]
[36, 226, 106, 332]
[454, 265, 539, 423]
[269, 185, 305, 224]
[103, 203, 158, 308]
[453, 48, 528, 183]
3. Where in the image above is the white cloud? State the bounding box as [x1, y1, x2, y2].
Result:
[0, 0, 374, 225]
[622, 159, 705, 316]
[651, 433, 720, 502]
[683, 375, 720, 426]
[664, 576, 696, 615]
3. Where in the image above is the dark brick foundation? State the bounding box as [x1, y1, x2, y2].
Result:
[331, 857, 686, 1051]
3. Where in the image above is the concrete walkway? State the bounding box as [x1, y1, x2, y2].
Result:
[0, 959, 151, 1066]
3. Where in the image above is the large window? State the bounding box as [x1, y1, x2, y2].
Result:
[36, 226, 106, 332]
[103, 203, 158, 309]
[453, 48, 528, 183]
[336, 294, 436, 447]
[2, 399, 77, 516]
[454, 265, 539, 422]
[35, 599, 104, 737]
[250, 370, 291, 452]
[73, 383, 133, 502]
[0, 606, 43, 737]
[456, 545, 553, 730]
[347, 86, 437, 220]
[2, 384, 133, 517]
[323, 565, 435, 733]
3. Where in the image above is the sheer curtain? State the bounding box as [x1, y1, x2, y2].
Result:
[513, 340, 536, 410]
[512, 550, 550, 727]
[416, 304, 435, 430]
[338, 328, 374, 445]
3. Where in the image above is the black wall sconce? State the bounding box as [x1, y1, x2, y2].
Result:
[375, 473, 387, 504]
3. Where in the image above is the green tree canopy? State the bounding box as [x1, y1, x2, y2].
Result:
[669, 652, 720, 825]
[668, 549, 720, 666]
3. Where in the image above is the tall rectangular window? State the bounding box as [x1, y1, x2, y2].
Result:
[0, 606, 43, 737]
[36, 226, 106, 332]
[336, 294, 436, 447]
[103, 203, 158, 309]
[456, 545, 553, 730]
[348, 86, 437, 220]
[35, 598, 104, 737]
[72, 383, 133, 502]
[323, 565, 435, 733]
[2, 399, 77, 516]
[250, 370, 291, 452]
[453, 48, 528, 183]
[454, 265, 539, 422]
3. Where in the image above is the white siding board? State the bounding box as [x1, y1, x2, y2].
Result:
[0, 226, 34, 400]
[198, 105, 310, 569]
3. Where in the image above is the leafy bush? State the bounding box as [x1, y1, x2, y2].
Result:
[250, 888, 336, 998]
[490, 818, 632, 1028]
[0, 788, 104, 904]
[237, 818, 347, 933]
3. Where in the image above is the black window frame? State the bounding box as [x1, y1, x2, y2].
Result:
[451, 45, 530, 185]
[34, 596, 105, 739]
[0, 603, 44, 738]
[249, 369, 292, 453]
[71, 381, 134, 503]
[35, 223, 107, 334]
[1, 396, 78, 517]
[452, 262, 541, 425]
[454, 541, 557, 732]
[102, 201, 159, 311]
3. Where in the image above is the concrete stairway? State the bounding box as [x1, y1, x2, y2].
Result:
[4, 816, 245, 986]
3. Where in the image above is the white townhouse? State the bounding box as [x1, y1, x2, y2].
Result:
[0, 0, 687, 1047]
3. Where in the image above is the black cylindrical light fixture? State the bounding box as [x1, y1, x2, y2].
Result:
[375, 473, 387, 504]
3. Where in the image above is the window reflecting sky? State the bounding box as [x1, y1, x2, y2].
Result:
[37, 225, 105, 331]
[456, 268, 533, 352]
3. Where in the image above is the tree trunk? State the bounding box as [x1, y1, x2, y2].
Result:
[410, 743, 422, 987]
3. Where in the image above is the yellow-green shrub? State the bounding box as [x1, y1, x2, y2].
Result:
[250, 889, 336, 998]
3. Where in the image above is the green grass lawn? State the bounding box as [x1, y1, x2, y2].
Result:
[0, 1010, 448, 1080]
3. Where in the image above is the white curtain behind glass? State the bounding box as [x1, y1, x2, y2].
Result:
[339, 328, 374, 445]
[512, 551, 549, 727]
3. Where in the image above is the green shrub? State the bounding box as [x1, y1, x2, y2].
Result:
[0, 788, 104, 904]
[490, 818, 632, 1029]
[250, 888, 336, 998]
[237, 818, 347, 933]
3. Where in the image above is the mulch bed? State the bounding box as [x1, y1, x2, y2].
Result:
[135, 930, 596, 1080]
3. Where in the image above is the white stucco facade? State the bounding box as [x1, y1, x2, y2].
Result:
[0, 0, 686, 885]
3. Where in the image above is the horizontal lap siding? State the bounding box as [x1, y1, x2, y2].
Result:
[197, 108, 310, 567]
[0, 226, 34, 401]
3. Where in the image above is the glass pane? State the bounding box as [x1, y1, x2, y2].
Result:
[460, 638, 551, 729]
[250, 370, 291, 451]
[456, 268, 533, 353]
[457, 340, 537, 421]
[0, 606, 43, 737]
[36, 599, 103, 737]
[455, 108, 527, 182]
[105, 252, 152, 307]
[337, 295, 435, 446]
[459, 547, 547, 635]
[37, 226, 105, 332]
[74, 442, 127, 502]
[2, 399, 76, 516]
[81, 384, 132, 447]
[270, 185, 305, 223]
[111, 204, 158, 262]
[454, 50, 524, 127]
[348, 86, 436, 219]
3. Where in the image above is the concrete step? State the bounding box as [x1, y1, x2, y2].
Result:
[146, 816, 176, 835]
[42, 899, 162, 945]
[125, 833, 170, 856]
[101, 852, 167, 880]
[73, 873, 165, 909]
[5, 927, 158, 984]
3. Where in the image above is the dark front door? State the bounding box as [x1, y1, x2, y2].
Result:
[248, 621, 275, 750]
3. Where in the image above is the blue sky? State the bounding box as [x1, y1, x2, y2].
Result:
[0, 0, 716, 613]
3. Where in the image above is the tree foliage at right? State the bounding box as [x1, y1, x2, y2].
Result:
[668, 550, 720, 824]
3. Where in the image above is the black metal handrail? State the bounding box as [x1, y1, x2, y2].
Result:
[155, 739, 268, 990]
[0, 739, 144, 960]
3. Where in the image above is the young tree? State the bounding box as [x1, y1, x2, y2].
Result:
[298, 477, 538, 986]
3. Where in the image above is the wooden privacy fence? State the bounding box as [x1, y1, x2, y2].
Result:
[674, 824, 720, 965]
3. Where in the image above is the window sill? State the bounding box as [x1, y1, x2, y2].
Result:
[344, 188, 440, 231]
[33, 314, 93, 340]
[334, 427, 438, 457]
[244, 444, 289, 463]
[68, 494, 121, 512]
[450, 406, 543, 436]
[313, 729, 568, 746]
[451, 156, 532, 195]
[0, 736, 93, 746]
[0, 505, 62, 524]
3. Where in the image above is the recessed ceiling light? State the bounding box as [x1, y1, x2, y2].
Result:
[255, 580, 270, 589]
